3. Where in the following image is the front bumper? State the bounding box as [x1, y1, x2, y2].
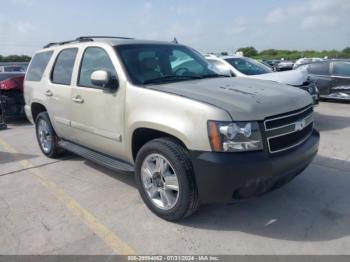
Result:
[297, 82, 319, 105]
[189, 129, 319, 204]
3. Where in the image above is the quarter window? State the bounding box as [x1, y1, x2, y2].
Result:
[51, 48, 78, 85]
[25, 51, 53, 81]
[78, 47, 117, 88]
[333, 62, 350, 77]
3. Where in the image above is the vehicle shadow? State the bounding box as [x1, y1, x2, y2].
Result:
[320, 99, 350, 105]
[0, 151, 38, 164]
[314, 112, 350, 131]
[84, 160, 136, 188]
[6, 117, 31, 126]
[177, 154, 350, 242]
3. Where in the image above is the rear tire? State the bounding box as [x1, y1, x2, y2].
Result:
[135, 138, 200, 221]
[35, 112, 65, 158]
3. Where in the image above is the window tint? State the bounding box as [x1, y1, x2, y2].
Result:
[171, 50, 205, 74]
[308, 63, 329, 75]
[117, 44, 212, 85]
[333, 62, 350, 77]
[51, 48, 78, 85]
[78, 47, 117, 88]
[25, 51, 53, 81]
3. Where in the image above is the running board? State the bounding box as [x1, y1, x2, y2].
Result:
[58, 140, 134, 173]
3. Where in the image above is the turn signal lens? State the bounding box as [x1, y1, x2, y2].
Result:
[208, 121, 222, 151]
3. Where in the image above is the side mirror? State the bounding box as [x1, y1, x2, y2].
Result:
[90, 70, 118, 90]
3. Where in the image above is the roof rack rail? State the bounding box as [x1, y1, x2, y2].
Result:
[77, 36, 134, 41]
[43, 36, 133, 48]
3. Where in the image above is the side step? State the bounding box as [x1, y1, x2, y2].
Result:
[58, 140, 135, 174]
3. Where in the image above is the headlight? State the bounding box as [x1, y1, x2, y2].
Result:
[208, 121, 263, 152]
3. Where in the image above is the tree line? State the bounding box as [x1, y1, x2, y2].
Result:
[0, 55, 31, 62]
[224, 47, 350, 60]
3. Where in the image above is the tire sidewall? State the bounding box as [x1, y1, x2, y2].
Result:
[135, 141, 192, 220]
[35, 112, 57, 157]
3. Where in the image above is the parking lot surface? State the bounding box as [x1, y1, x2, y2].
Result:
[0, 102, 349, 255]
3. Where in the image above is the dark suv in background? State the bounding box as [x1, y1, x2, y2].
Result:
[302, 60, 350, 101]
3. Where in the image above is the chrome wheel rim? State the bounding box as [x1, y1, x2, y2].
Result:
[37, 119, 52, 153]
[141, 154, 180, 210]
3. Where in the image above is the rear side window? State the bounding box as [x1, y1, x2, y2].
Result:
[25, 51, 53, 81]
[51, 48, 78, 85]
[333, 62, 350, 77]
[308, 63, 330, 75]
[78, 47, 116, 88]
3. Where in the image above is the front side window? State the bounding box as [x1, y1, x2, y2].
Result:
[116, 44, 220, 85]
[51, 48, 78, 85]
[78, 47, 117, 88]
[224, 57, 272, 75]
[26, 51, 53, 81]
[333, 61, 350, 77]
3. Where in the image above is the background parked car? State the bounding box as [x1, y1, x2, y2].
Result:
[300, 60, 350, 101]
[262, 59, 280, 71]
[276, 60, 295, 71]
[0, 72, 25, 119]
[0, 65, 26, 73]
[206, 55, 319, 104]
[293, 58, 324, 69]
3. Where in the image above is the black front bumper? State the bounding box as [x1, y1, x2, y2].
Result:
[189, 129, 320, 204]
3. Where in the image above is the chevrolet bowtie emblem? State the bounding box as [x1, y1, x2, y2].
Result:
[295, 119, 306, 131]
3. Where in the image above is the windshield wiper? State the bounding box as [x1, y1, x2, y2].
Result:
[143, 75, 202, 84]
[199, 74, 230, 79]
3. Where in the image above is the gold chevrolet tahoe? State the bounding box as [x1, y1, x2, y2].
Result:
[24, 36, 319, 220]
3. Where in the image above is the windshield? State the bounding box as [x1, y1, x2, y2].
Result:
[115, 44, 222, 85]
[224, 57, 273, 75]
[4, 66, 25, 72]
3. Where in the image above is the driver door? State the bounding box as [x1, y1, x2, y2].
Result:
[70, 46, 125, 159]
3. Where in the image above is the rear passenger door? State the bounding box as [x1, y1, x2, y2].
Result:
[47, 48, 78, 139]
[70, 46, 125, 158]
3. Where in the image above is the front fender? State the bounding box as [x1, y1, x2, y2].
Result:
[125, 85, 232, 163]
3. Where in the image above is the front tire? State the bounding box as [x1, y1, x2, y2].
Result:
[135, 138, 200, 221]
[35, 112, 64, 158]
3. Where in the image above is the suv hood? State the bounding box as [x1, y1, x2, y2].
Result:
[147, 77, 312, 121]
[249, 68, 308, 86]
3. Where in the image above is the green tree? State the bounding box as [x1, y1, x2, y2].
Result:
[0, 55, 31, 62]
[236, 46, 258, 57]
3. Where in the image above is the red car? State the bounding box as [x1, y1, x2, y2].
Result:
[0, 72, 25, 119]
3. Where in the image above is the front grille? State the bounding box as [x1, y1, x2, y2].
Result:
[264, 105, 314, 154]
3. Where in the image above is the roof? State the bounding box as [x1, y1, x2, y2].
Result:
[43, 36, 179, 49]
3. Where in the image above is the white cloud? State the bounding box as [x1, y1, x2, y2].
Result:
[265, 8, 285, 24]
[231, 16, 248, 33]
[264, 0, 349, 30]
[302, 15, 338, 29]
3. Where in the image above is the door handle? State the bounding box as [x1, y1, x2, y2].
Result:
[72, 95, 84, 103]
[44, 90, 53, 97]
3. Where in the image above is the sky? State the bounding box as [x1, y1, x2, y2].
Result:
[0, 0, 349, 56]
